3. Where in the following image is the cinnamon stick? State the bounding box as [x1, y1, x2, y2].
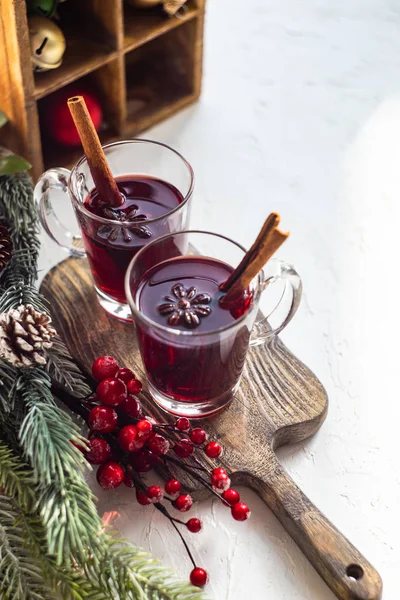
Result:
[220, 212, 289, 303]
[67, 96, 122, 208]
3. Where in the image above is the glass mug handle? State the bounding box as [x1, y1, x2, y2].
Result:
[250, 259, 302, 346]
[34, 168, 86, 257]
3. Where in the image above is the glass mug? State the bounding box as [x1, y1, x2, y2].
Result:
[125, 230, 302, 417]
[34, 139, 194, 321]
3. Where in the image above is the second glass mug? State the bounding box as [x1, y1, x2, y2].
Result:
[125, 230, 302, 418]
[34, 139, 194, 321]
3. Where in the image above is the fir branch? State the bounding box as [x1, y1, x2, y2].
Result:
[14, 368, 102, 566]
[0, 255, 48, 312]
[0, 172, 40, 272]
[0, 360, 26, 452]
[0, 280, 47, 313]
[0, 441, 36, 509]
[0, 441, 91, 600]
[45, 336, 92, 397]
[0, 495, 54, 600]
[0, 172, 42, 309]
[83, 535, 207, 600]
[18, 368, 88, 485]
[19, 397, 87, 484]
[0, 492, 90, 600]
[0, 357, 19, 413]
[14, 506, 89, 600]
[37, 475, 102, 564]
[0, 250, 36, 292]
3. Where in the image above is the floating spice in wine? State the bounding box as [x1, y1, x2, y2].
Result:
[157, 283, 212, 328]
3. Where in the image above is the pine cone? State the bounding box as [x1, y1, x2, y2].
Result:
[0, 304, 57, 367]
[0, 225, 13, 270]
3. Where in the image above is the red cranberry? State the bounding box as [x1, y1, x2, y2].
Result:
[136, 489, 152, 506]
[190, 428, 208, 445]
[231, 502, 251, 521]
[137, 419, 152, 438]
[97, 378, 127, 407]
[174, 439, 193, 458]
[222, 489, 240, 506]
[175, 417, 190, 432]
[127, 379, 142, 395]
[147, 485, 164, 503]
[148, 434, 170, 456]
[186, 518, 202, 533]
[174, 494, 193, 512]
[211, 471, 231, 493]
[131, 449, 155, 472]
[85, 437, 111, 464]
[118, 425, 138, 453]
[117, 367, 135, 384]
[190, 567, 208, 588]
[205, 441, 222, 458]
[92, 356, 119, 381]
[119, 395, 142, 418]
[96, 461, 124, 490]
[128, 438, 145, 453]
[212, 467, 227, 478]
[165, 479, 181, 497]
[88, 406, 118, 433]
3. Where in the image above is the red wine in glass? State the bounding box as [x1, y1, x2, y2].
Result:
[82, 175, 183, 304]
[136, 256, 252, 403]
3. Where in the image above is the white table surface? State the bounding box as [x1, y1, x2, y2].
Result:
[38, 1, 400, 597]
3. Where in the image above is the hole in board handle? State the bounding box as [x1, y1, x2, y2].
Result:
[346, 564, 364, 581]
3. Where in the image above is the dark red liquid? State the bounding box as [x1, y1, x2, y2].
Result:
[81, 176, 184, 303]
[136, 256, 253, 403]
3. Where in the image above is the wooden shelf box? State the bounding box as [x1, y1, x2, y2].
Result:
[0, 0, 206, 181]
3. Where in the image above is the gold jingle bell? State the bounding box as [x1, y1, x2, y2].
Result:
[28, 16, 66, 72]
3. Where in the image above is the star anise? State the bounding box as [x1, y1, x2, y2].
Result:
[98, 205, 151, 242]
[158, 284, 212, 329]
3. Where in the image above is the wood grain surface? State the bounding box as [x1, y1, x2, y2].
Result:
[40, 257, 383, 600]
[0, 0, 43, 174]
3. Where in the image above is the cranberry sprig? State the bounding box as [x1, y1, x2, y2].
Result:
[68, 355, 251, 589]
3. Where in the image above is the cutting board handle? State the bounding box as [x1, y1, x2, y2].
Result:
[249, 455, 382, 600]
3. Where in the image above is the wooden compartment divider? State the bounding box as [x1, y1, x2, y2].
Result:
[0, 0, 206, 181]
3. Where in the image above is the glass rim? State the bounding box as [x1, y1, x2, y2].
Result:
[68, 138, 195, 226]
[124, 229, 263, 337]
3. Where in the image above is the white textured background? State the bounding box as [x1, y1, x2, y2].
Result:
[38, 0, 400, 598]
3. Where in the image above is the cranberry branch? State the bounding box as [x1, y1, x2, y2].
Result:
[56, 355, 251, 589]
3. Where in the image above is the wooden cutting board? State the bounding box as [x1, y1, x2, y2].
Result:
[40, 257, 382, 600]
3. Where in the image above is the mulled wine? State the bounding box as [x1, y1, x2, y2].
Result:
[82, 175, 184, 304]
[135, 256, 252, 404]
